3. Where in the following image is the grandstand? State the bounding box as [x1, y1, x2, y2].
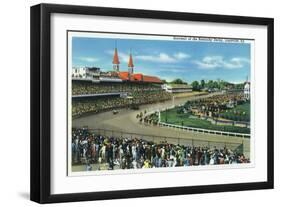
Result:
[72, 47, 173, 118]
[72, 90, 172, 117]
[72, 81, 163, 96]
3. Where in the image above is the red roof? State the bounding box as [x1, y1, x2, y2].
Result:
[117, 72, 162, 83]
[132, 73, 142, 81]
[143, 75, 162, 83]
[112, 48, 120, 64]
[118, 72, 142, 82]
[118, 71, 129, 81]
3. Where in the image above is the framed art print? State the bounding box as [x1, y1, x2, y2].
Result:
[30, 3, 274, 203]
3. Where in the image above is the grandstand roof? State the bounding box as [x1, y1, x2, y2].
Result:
[134, 73, 143, 80]
[118, 71, 130, 81]
[118, 72, 162, 83]
[112, 48, 120, 64]
[143, 75, 162, 83]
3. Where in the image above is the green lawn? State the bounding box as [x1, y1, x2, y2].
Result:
[160, 107, 250, 134]
[219, 102, 250, 122]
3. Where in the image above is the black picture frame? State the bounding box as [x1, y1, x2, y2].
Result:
[30, 3, 274, 204]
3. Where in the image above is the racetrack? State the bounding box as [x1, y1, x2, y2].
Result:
[72, 92, 250, 156]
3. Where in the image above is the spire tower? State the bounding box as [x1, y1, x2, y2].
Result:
[128, 49, 134, 75]
[112, 42, 120, 72]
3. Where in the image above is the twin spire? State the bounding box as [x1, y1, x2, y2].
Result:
[112, 48, 120, 71]
[112, 47, 134, 74]
[128, 50, 134, 74]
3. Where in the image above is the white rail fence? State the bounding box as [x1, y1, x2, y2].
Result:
[158, 122, 250, 138]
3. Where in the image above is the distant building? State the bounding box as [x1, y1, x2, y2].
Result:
[244, 81, 250, 100]
[162, 84, 193, 93]
[72, 67, 100, 79]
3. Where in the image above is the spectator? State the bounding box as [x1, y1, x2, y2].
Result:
[72, 128, 250, 171]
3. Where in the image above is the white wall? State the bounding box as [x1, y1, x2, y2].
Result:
[0, 0, 279, 206]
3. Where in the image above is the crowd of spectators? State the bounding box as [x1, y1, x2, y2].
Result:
[184, 93, 249, 120]
[72, 81, 163, 95]
[72, 91, 172, 117]
[72, 128, 250, 171]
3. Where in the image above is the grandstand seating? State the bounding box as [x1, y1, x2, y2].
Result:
[72, 81, 172, 117]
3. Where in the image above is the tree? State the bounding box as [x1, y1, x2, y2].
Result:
[207, 80, 214, 89]
[234, 83, 244, 90]
[213, 81, 219, 89]
[218, 80, 228, 90]
[191, 81, 200, 91]
[200, 79, 205, 89]
[171, 78, 187, 84]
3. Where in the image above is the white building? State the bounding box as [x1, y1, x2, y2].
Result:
[72, 67, 123, 83]
[162, 84, 193, 93]
[244, 81, 250, 100]
[72, 67, 100, 79]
